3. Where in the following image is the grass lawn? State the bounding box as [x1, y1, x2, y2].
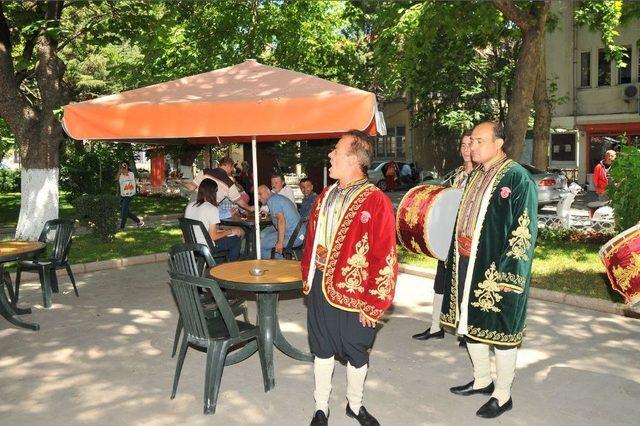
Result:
[68, 225, 183, 264]
[398, 240, 621, 303]
[0, 192, 188, 228]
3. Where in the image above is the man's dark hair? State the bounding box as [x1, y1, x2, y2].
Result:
[270, 172, 285, 182]
[194, 178, 218, 207]
[219, 157, 234, 167]
[299, 177, 312, 185]
[343, 129, 374, 173]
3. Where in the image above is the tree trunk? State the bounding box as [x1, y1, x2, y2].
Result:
[532, 42, 551, 170]
[504, 28, 544, 161]
[493, 0, 550, 161]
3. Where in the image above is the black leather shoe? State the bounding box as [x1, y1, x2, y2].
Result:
[450, 380, 494, 396]
[310, 409, 329, 426]
[412, 328, 445, 340]
[346, 404, 380, 426]
[458, 338, 467, 348]
[476, 397, 513, 418]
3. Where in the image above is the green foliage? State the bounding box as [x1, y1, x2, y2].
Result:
[575, 0, 626, 65]
[371, 1, 519, 150]
[59, 141, 137, 199]
[73, 194, 121, 243]
[0, 168, 19, 192]
[538, 226, 614, 245]
[609, 144, 640, 232]
[0, 119, 15, 160]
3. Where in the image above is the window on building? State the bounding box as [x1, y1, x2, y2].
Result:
[580, 51, 591, 87]
[386, 127, 396, 155]
[550, 133, 576, 163]
[395, 126, 405, 157]
[598, 48, 611, 86]
[618, 45, 632, 84]
[376, 134, 385, 157]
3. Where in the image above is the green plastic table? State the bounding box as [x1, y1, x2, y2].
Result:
[0, 241, 46, 331]
[208, 259, 313, 391]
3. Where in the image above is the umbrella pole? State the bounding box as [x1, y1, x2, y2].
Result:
[252, 136, 261, 259]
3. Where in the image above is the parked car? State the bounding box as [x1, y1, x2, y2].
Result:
[521, 164, 568, 206]
[420, 163, 568, 206]
[368, 161, 418, 191]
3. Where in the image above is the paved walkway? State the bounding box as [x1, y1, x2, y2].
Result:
[1, 263, 639, 425]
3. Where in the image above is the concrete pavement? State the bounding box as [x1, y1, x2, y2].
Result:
[1, 262, 639, 425]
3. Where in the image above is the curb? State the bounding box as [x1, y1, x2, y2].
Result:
[400, 264, 640, 319]
[12, 254, 640, 319]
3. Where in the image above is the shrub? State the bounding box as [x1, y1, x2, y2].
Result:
[0, 168, 19, 192]
[73, 194, 121, 242]
[538, 226, 614, 245]
[609, 144, 640, 232]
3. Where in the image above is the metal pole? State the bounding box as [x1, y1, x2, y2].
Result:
[252, 136, 261, 259]
[323, 161, 327, 187]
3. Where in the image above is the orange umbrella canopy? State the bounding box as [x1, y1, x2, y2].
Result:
[62, 60, 378, 143]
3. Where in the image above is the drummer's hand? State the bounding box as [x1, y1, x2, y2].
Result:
[499, 286, 514, 293]
[359, 313, 377, 328]
[275, 241, 284, 254]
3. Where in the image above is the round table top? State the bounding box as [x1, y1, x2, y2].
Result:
[0, 241, 46, 262]
[209, 259, 303, 292]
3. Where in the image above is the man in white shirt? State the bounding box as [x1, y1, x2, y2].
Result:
[178, 157, 255, 219]
[271, 172, 296, 204]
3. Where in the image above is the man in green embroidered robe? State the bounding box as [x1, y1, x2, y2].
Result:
[440, 121, 538, 419]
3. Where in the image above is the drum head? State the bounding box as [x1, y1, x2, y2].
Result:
[425, 188, 463, 261]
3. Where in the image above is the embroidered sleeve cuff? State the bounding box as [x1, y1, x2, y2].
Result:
[499, 282, 524, 294]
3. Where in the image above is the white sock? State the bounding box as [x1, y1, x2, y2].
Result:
[346, 362, 368, 413]
[466, 341, 492, 389]
[429, 293, 444, 333]
[314, 356, 335, 415]
[493, 348, 517, 406]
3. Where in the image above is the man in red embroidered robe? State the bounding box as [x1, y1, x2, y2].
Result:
[302, 130, 398, 426]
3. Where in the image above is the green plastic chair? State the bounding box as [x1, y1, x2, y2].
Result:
[15, 219, 77, 308]
[168, 243, 248, 358]
[168, 272, 267, 415]
[270, 217, 308, 260]
[178, 218, 230, 267]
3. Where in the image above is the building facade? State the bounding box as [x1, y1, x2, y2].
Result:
[546, 1, 640, 187]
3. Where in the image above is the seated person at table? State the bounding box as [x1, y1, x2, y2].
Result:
[177, 157, 255, 222]
[258, 185, 303, 259]
[298, 178, 317, 219]
[270, 172, 296, 204]
[184, 179, 242, 261]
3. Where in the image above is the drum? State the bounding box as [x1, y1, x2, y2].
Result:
[396, 184, 463, 261]
[599, 223, 640, 305]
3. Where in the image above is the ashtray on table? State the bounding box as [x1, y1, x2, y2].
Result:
[249, 268, 266, 276]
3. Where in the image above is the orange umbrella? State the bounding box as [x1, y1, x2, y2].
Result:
[62, 60, 382, 258]
[62, 59, 378, 142]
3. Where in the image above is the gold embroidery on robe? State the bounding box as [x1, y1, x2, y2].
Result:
[370, 249, 396, 301]
[507, 209, 532, 261]
[336, 233, 369, 294]
[612, 252, 640, 290]
[467, 325, 523, 344]
[471, 262, 503, 313]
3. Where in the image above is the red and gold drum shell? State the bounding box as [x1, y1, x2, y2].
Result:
[599, 223, 640, 305]
[396, 184, 462, 261]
